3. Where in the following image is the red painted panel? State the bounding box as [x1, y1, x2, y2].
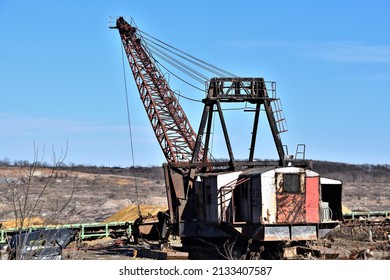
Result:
[305, 177, 320, 223]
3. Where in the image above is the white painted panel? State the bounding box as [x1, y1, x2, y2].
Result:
[320, 177, 342, 185]
[261, 170, 276, 224]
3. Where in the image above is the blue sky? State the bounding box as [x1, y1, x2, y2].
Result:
[1, 0, 389, 167]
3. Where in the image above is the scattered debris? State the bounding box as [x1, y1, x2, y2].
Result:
[7, 228, 75, 260]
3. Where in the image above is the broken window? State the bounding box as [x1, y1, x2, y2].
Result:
[282, 174, 301, 193]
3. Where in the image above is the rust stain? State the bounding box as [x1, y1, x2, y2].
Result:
[276, 193, 305, 223]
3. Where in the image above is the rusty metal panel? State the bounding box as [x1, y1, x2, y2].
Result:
[264, 225, 317, 241]
[139, 224, 154, 235]
[276, 193, 305, 223]
[275, 169, 306, 223]
[264, 226, 290, 241]
[291, 225, 317, 240]
[170, 170, 185, 199]
[305, 176, 320, 223]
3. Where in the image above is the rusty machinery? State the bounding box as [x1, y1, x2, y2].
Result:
[111, 17, 343, 259]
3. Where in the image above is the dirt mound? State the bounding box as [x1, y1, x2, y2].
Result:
[102, 204, 167, 223]
[0, 217, 45, 229]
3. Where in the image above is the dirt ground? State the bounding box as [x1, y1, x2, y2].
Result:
[1, 166, 390, 260]
[0, 166, 167, 225]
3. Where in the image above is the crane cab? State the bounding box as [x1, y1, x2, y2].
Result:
[176, 166, 342, 242]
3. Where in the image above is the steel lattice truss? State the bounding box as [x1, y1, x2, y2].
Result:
[115, 17, 202, 163]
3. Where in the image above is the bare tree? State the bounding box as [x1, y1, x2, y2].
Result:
[1, 143, 77, 259]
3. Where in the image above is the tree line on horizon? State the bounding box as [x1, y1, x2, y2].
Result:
[1, 157, 389, 183]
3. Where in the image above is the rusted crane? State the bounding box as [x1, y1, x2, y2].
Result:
[112, 17, 343, 259]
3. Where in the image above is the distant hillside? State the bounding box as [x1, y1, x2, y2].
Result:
[310, 160, 390, 183]
[2, 159, 389, 183]
[75, 160, 390, 184]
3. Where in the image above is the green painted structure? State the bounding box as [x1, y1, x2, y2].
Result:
[0, 221, 133, 243]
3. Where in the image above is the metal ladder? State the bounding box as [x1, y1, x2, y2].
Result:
[271, 98, 288, 134]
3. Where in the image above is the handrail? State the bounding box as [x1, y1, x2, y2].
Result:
[0, 221, 133, 243]
[343, 210, 390, 220]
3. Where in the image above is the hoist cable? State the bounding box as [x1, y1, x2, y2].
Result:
[139, 29, 237, 77]
[120, 42, 141, 217]
[174, 90, 204, 103]
[137, 30, 206, 98]
[155, 60, 206, 94]
[150, 47, 208, 83]
[147, 43, 209, 82]
[143, 36, 231, 78]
